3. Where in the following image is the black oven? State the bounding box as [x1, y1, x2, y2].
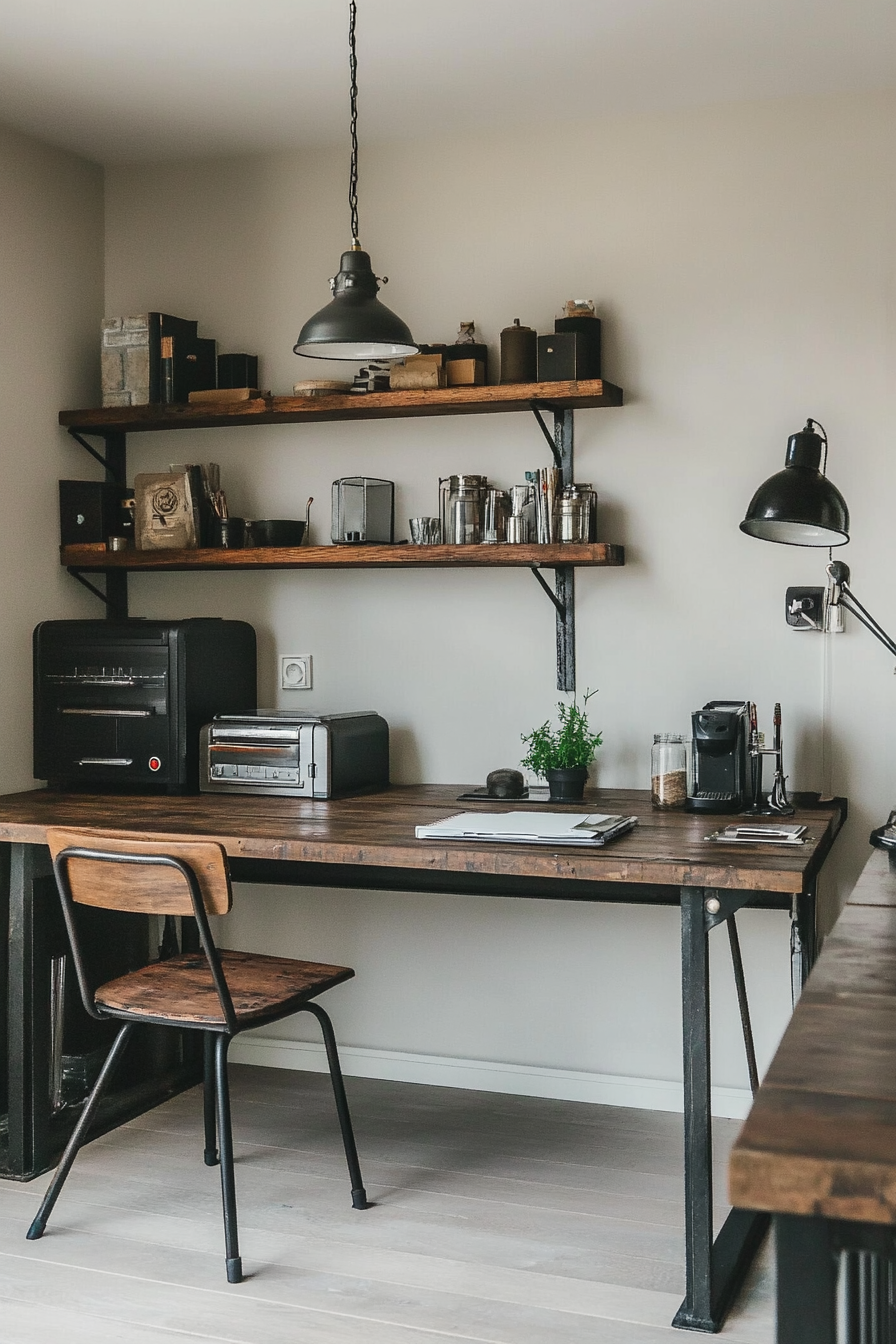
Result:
[34, 619, 256, 792]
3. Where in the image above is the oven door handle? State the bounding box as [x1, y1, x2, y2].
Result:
[61, 708, 153, 718]
[76, 758, 135, 767]
[208, 743, 296, 755]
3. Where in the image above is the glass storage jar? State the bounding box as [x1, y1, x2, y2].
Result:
[651, 734, 688, 809]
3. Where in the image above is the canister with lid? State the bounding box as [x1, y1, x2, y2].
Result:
[558, 483, 597, 543]
[500, 319, 537, 384]
[440, 474, 487, 545]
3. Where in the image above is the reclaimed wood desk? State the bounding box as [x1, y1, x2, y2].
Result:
[0, 784, 845, 1332]
[730, 844, 896, 1342]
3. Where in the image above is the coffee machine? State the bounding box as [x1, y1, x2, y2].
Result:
[686, 701, 750, 813]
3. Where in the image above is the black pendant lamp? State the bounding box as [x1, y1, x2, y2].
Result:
[739, 419, 850, 547]
[293, 1, 417, 362]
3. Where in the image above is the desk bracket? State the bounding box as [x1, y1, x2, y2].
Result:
[703, 889, 752, 932]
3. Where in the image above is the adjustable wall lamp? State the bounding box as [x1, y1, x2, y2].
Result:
[741, 418, 896, 657]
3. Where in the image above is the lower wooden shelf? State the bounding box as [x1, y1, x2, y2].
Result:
[61, 542, 625, 572]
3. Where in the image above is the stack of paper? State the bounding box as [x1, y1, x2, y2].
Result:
[415, 811, 638, 846]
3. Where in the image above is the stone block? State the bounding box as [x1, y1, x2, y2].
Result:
[125, 345, 150, 393]
[101, 349, 124, 398]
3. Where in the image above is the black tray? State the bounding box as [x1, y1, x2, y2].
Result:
[455, 788, 591, 806]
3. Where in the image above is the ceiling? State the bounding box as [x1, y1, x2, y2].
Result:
[0, 0, 894, 165]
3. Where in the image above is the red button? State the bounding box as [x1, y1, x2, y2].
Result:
[148, 756, 162, 772]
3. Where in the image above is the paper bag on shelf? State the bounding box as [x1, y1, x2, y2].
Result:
[134, 472, 198, 550]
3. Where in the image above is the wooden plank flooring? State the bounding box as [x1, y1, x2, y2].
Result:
[0, 1066, 772, 1342]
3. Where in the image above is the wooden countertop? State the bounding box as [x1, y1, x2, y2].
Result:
[730, 846, 896, 1225]
[0, 785, 844, 896]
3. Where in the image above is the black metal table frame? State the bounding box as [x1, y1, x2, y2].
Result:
[2, 841, 827, 1334]
[775, 1214, 896, 1343]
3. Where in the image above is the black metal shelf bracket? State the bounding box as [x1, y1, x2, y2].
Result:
[67, 428, 127, 484]
[529, 402, 563, 470]
[66, 428, 129, 619]
[67, 569, 129, 621]
[529, 566, 566, 616]
[67, 570, 109, 607]
[529, 404, 576, 691]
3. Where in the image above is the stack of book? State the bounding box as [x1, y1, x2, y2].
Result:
[102, 315, 260, 408]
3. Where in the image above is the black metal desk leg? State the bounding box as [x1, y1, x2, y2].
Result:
[674, 888, 770, 1333]
[775, 1214, 838, 1344]
[6, 842, 55, 1179]
[791, 885, 817, 1006]
[674, 886, 715, 1331]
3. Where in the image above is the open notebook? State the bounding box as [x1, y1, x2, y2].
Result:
[415, 811, 639, 846]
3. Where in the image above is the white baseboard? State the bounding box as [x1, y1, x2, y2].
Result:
[227, 1035, 753, 1120]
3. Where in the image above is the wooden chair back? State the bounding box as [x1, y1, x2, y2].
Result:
[46, 828, 232, 918]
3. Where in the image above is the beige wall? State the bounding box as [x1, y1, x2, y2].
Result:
[103, 90, 896, 1110]
[0, 124, 104, 794]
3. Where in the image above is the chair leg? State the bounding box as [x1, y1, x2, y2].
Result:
[27, 1023, 134, 1241]
[300, 1002, 369, 1209]
[214, 1033, 242, 1283]
[203, 1032, 219, 1166]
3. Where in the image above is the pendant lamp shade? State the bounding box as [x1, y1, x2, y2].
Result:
[293, 3, 417, 363]
[739, 420, 850, 547]
[293, 249, 417, 361]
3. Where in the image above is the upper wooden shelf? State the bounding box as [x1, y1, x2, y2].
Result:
[59, 379, 624, 434]
[61, 541, 625, 573]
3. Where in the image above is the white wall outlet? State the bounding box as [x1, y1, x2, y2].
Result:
[281, 655, 312, 690]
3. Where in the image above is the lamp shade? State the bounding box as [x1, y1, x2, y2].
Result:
[293, 249, 417, 361]
[739, 421, 850, 547]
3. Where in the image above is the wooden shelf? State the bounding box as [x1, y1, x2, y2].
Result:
[62, 542, 625, 573]
[59, 378, 623, 434]
[59, 376, 625, 690]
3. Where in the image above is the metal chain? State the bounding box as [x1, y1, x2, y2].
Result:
[348, 0, 360, 246]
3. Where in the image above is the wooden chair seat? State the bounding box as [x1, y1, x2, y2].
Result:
[95, 949, 354, 1027]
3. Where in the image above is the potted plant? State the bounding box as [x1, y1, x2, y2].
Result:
[520, 689, 602, 802]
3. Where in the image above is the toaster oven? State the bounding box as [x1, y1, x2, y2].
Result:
[199, 711, 389, 798]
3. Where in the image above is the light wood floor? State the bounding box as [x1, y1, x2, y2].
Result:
[0, 1066, 772, 1342]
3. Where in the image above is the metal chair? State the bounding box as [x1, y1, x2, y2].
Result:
[27, 827, 368, 1283]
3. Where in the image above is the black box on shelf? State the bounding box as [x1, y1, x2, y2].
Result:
[554, 315, 601, 377]
[537, 331, 601, 382]
[59, 480, 133, 547]
[218, 353, 259, 389]
[179, 336, 218, 399]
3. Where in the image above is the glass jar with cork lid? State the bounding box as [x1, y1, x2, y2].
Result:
[651, 734, 688, 809]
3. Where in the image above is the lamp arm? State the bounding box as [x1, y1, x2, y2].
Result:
[838, 587, 896, 661]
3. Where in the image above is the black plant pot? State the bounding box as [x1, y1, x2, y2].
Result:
[545, 766, 589, 802]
